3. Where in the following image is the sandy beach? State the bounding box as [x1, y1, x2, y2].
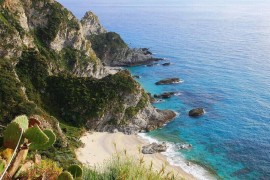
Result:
[76, 132, 196, 180]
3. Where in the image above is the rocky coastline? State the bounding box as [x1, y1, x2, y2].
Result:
[0, 0, 176, 136]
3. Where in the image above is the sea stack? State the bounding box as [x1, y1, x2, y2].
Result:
[189, 108, 205, 117]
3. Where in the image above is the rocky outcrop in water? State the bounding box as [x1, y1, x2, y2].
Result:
[154, 92, 176, 99]
[162, 62, 171, 66]
[189, 108, 205, 117]
[155, 78, 182, 85]
[88, 32, 163, 66]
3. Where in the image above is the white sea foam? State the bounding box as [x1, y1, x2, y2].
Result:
[174, 111, 180, 118]
[173, 80, 184, 84]
[138, 133, 216, 180]
[153, 99, 165, 103]
[174, 92, 182, 96]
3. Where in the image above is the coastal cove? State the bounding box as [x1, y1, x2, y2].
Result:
[60, 0, 270, 179]
[76, 132, 198, 180]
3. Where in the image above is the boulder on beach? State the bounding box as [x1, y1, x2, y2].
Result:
[155, 78, 182, 85]
[188, 108, 205, 117]
[142, 142, 167, 154]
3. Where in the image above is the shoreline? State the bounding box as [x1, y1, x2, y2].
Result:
[76, 132, 196, 180]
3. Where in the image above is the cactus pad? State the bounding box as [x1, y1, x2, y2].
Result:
[68, 165, 83, 178]
[3, 122, 23, 149]
[12, 115, 29, 132]
[0, 159, 5, 175]
[24, 125, 49, 150]
[57, 171, 74, 180]
[42, 130, 56, 148]
[31, 129, 56, 150]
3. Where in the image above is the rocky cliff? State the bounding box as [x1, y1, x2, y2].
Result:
[81, 11, 161, 66]
[0, 0, 175, 138]
[81, 11, 107, 37]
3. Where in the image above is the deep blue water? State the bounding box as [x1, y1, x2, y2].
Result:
[59, 0, 270, 179]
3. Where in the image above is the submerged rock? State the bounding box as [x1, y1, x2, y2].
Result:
[146, 62, 158, 67]
[188, 108, 205, 117]
[176, 144, 192, 150]
[155, 78, 182, 85]
[154, 92, 176, 99]
[133, 75, 141, 79]
[162, 62, 171, 66]
[142, 142, 167, 154]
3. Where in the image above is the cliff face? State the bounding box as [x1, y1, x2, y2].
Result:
[81, 11, 159, 66]
[81, 11, 107, 37]
[0, 0, 175, 136]
[0, 0, 109, 78]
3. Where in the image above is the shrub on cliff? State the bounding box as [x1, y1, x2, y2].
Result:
[46, 70, 141, 126]
[89, 32, 128, 60]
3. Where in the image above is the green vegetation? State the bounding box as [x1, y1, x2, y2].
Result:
[68, 164, 83, 178]
[0, 58, 38, 124]
[0, 115, 85, 179]
[89, 32, 128, 60]
[34, 1, 79, 45]
[46, 70, 140, 126]
[83, 151, 178, 180]
[22, 159, 62, 180]
[0, 8, 25, 37]
[16, 50, 49, 106]
[125, 90, 149, 119]
[0, 1, 156, 179]
[58, 171, 74, 180]
[0, 115, 56, 178]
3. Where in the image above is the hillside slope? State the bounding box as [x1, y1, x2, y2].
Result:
[0, 0, 175, 136]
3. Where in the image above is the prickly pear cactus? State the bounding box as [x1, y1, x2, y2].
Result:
[3, 122, 23, 149]
[30, 130, 56, 150]
[24, 125, 49, 150]
[67, 165, 83, 178]
[12, 115, 29, 132]
[0, 159, 5, 175]
[42, 130, 56, 149]
[58, 171, 74, 180]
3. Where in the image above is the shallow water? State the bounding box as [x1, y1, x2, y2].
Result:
[59, 0, 270, 179]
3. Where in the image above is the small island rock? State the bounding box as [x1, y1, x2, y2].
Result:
[155, 78, 182, 85]
[154, 92, 175, 99]
[188, 108, 205, 117]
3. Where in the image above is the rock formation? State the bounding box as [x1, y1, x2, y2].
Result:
[155, 78, 182, 85]
[80, 11, 161, 67]
[81, 11, 107, 37]
[189, 108, 205, 117]
[0, 0, 176, 136]
[142, 142, 168, 154]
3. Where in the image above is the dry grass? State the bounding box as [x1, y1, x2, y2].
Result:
[83, 145, 183, 180]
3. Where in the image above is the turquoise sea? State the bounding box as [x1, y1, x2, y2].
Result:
[59, 0, 270, 179]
